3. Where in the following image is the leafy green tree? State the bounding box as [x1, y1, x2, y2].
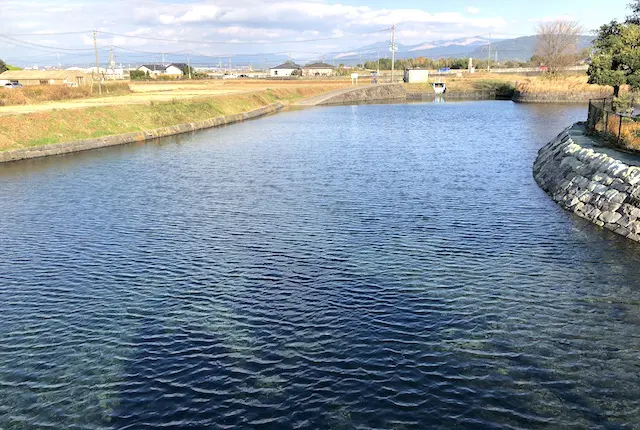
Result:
[0, 59, 8, 74]
[588, 21, 640, 97]
[628, 0, 640, 24]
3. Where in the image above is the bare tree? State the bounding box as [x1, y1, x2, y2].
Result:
[535, 20, 583, 74]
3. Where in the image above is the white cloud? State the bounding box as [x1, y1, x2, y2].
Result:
[1, 0, 509, 66]
[466, 7, 480, 14]
[528, 15, 578, 23]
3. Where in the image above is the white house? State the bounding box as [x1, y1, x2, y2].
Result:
[137, 63, 187, 77]
[302, 62, 335, 77]
[164, 63, 187, 76]
[269, 62, 302, 77]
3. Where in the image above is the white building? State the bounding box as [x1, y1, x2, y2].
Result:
[79, 66, 125, 80]
[269, 62, 302, 77]
[302, 62, 335, 77]
[403, 68, 429, 83]
[137, 63, 187, 77]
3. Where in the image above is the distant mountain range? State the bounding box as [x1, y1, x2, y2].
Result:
[323, 35, 595, 65]
[17, 35, 596, 69]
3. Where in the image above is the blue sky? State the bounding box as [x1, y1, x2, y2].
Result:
[0, 0, 631, 66]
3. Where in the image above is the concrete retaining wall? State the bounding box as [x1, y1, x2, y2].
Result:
[513, 90, 611, 103]
[534, 123, 640, 242]
[0, 102, 285, 163]
[407, 91, 497, 100]
[317, 84, 406, 105]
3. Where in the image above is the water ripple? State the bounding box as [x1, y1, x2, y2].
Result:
[0, 102, 639, 429]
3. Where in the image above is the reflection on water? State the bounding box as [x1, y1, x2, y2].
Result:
[0, 101, 639, 429]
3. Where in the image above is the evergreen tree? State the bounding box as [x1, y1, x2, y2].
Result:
[587, 21, 640, 97]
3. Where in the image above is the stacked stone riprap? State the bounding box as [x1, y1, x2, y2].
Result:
[534, 124, 640, 242]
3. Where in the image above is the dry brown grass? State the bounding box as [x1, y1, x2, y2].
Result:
[0, 85, 343, 152]
[515, 75, 612, 94]
[619, 121, 640, 149]
[405, 73, 615, 96]
[0, 82, 131, 106]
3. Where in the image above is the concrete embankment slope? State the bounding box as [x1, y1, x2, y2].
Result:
[512, 90, 611, 103]
[534, 124, 640, 242]
[0, 102, 284, 163]
[295, 84, 406, 106]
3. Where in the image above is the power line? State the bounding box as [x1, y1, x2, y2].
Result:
[0, 35, 95, 51]
[0, 30, 93, 36]
[111, 45, 187, 55]
[97, 28, 391, 45]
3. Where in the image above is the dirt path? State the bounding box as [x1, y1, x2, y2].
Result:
[0, 80, 351, 116]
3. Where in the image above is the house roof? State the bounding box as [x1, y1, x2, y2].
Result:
[139, 64, 167, 71]
[139, 63, 188, 72]
[270, 62, 302, 70]
[0, 70, 88, 80]
[303, 62, 335, 69]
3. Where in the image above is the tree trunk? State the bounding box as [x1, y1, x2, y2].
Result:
[614, 85, 620, 97]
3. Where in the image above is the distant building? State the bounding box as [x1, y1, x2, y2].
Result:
[71, 66, 125, 80]
[269, 62, 302, 77]
[0, 70, 89, 86]
[302, 62, 336, 77]
[137, 63, 188, 77]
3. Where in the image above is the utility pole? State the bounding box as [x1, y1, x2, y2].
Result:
[187, 50, 192, 79]
[162, 52, 165, 67]
[390, 24, 396, 83]
[93, 30, 102, 95]
[108, 45, 116, 80]
[487, 33, 491, 72]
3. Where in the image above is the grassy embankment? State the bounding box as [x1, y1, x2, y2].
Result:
[0, 86, 342, 152]
[404, 73, 613, 98]
[0, 82, 131, 106]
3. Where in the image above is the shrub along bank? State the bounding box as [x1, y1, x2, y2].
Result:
[0, 86, 341, 152]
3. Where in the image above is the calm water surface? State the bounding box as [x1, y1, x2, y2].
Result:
[0, 101, 639, 429]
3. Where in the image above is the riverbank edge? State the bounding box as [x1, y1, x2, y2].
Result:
[533, 123, 640, 242]
[0, 102, 285, 163]
[512, 90, 611, 103]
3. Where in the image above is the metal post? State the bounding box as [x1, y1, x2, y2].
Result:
[93, 30, 102, 95]
[618, 114, 623, 145]
[487, 33, 491, 72]
[390, 25, 396, 84]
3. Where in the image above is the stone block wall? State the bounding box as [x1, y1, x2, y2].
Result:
[533, 124, 640, 242]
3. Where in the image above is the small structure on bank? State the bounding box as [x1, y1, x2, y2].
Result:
[0, 70, 89, 86]
[403, 68, 429, 83]
[302, 62, 335, 77]
[269, 61, 302, 77]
